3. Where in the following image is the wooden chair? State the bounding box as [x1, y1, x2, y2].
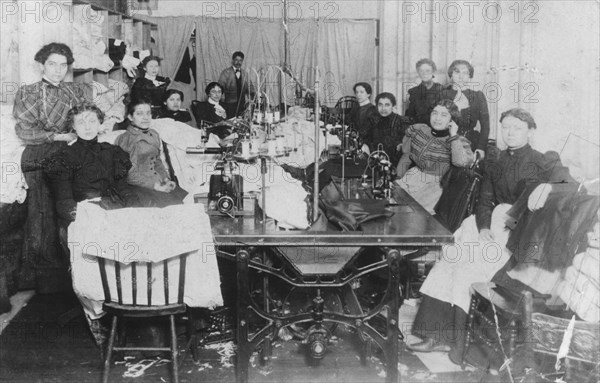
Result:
[98, 252, 192, 383]
[461, 282, 549, 369]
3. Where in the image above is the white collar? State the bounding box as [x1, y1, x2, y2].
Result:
[233, 66, 241, 73]
[208, 98, 219, 105]
[359, 100, 371, 107]
[145, 73, 157, 81]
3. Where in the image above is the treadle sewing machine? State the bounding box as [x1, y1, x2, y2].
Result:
[210, 182, 452, 383]
[187, 68, 453, 383]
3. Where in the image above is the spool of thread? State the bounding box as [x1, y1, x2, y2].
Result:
[241, 140, 250, 157]
[276, 135, 285, 151]
[274, 111, 280, 122]
[265, 112, 274, 124]
[251, 137, 261, 153]
[268, 138, 277, 155]
[254, 111, 262, 123]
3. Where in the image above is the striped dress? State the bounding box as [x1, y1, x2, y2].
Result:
[395, 123, 474, 213]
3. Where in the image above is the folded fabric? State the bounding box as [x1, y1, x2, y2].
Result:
[559, 266, 600, 322]
[572, 248, 600, 281]
[0, 109, 27, 203]
[94, 54, 114, 73]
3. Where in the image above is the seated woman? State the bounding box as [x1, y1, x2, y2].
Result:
[366, 92, 411, 165]
[441, 59, 490, 158]
[396, 99, 474, 213]
[191, 82, 228, 126]
[408, 108, 579, 368]
[405, 58, 444, 126]
[348, 82, 379, 144]
[130, 56, 170, 117]
[114, 98, 186, 207]
[44, 102, 141, 224]
[155, 89, 194, 125]
[13, 42, 93, 293]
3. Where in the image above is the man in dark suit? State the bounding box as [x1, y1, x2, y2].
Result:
[218, 51, 254, 117]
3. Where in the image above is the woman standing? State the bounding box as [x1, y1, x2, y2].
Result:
[348, 82, 379, 144]
[441, 59, 490, 157]
[13, 43, 92, 292]
[405, 58, 444, 126]
[396, 99, 475, 213]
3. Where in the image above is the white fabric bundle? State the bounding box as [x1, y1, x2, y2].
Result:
[0, 106, 26, 204]
[69, 201, 223, 319]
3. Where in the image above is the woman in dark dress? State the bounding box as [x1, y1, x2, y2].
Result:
[191, 82, 228, 126]
[367, 92, 411, 166]
[405, 58, 444, 126]
[407, 108, 579, 370]
[44, 103, 141, 225]
[155, 89, 194, 125]
[348, 82, 379, 144]
[441, 59, 490, 158]
[130, 56, 170, 117]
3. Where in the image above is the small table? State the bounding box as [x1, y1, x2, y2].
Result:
[210, 183, 452, 383]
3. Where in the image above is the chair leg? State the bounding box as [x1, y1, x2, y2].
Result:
[461, 295, 478, 368]
[103, 315, 118, 383]
[170, 314, 179, 383]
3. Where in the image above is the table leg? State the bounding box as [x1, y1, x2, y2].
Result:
[385, 248, 400, 383]
[236, 249, 251, 383]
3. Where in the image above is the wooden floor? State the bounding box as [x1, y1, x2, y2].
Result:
[0, 292, 508, 383]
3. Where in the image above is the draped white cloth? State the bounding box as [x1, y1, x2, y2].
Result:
[68, 201, 222, 319]
[419, 204, 513, 312]
[152, 118, 311, 229]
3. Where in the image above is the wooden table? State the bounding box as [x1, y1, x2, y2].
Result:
[210, 183, 452, 383]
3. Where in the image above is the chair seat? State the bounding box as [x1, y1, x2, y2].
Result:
[103, 302, 187, 318]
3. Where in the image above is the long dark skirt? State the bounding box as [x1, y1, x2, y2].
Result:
[20, 142, 70, 293]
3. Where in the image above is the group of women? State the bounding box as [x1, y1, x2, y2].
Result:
[131, 56, 228, 126]
[347, 58, 579, 369]
[13, 42, 581, 371]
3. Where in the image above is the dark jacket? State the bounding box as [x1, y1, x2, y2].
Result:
[440, 86, 490, 152]
[130, 76, 170, 108]
[156, 108, 193, 124]
[506, 191, 598, 271]
[405, 82, 444, 126]
[44, 137, 138, 221]
[475, 144, 578, 231]
[217, 67, 254, 105]
[191, 101, 228, 125]
[368, 113, 411, 165]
